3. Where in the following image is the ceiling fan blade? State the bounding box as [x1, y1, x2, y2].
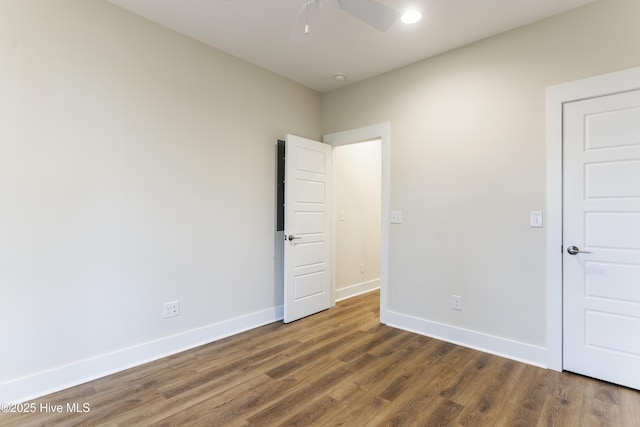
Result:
[290, 0, 321, 43]
[334, 0, 400, 32]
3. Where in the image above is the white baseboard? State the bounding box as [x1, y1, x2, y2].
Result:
[0, 305, 284, 404]
[2, 304, 548, 404]
[385, 310, 547, 368]
[335, 279, 380, 302]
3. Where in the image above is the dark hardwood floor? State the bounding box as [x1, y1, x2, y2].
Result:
[3, 290, 639, 426]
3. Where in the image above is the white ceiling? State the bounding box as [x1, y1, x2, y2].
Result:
[107, 0, 595, 93]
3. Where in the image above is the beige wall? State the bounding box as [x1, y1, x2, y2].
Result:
[0, 0, 321, 398]
[334, 140, 381, 299]
[323, 0, 640, 349]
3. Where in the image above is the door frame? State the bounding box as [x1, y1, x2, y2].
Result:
[324, 122, 390, 323]
[546, 66, 640, 370]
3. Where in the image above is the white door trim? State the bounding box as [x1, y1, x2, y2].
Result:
[546, 66, 640, 370]
[324, 123, 391, 323]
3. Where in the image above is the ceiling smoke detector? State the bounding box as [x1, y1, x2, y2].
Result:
[334, 73, 346, 81]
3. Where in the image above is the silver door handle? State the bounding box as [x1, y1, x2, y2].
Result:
[567, 245, 591, 255]
[287, 234, 301, 241]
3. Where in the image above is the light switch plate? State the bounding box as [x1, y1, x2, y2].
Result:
[390, 211, 402, 224]
[530, 211, 543, 228]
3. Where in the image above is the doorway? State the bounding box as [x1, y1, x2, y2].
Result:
[324, 122, 390, 323]
[333, 139, 381, 302]
[547, 63, 640, 380]
[277, 124, 390, 323]
[562, 89, 640, 389]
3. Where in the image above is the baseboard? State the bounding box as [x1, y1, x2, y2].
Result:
[385, 310, 547, 368]
[335, 279, 380, 302]
[0, 305, 284, 404]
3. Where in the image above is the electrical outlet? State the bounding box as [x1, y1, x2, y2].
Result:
[163, 301, 180, 318]
[452, 295, 462, 311]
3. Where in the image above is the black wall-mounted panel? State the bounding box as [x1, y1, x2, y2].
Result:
[276, 140, 285, 231]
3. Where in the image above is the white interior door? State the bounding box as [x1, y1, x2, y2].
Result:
[284, 134, 332, 323]
[563, 89, 640, 389]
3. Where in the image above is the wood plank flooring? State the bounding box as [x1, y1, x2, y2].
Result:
[3, 290, 640, 426]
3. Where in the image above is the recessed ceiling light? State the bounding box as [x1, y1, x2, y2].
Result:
[401, 10, 422, 24]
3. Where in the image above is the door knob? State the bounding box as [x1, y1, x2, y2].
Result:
[567, 245, 591, 255]
[287, 234, 301, 241]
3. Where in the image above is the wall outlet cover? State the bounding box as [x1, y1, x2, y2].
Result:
[163, 301, 180, 318]
[452, 295, 462, 311]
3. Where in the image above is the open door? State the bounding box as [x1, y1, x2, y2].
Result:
[284, 134, 332, 323]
